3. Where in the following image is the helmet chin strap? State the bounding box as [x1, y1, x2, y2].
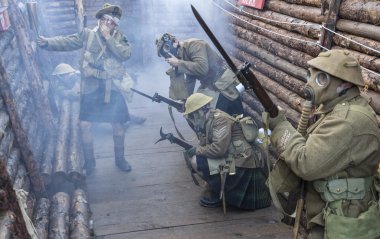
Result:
[337, 82, 353, 96]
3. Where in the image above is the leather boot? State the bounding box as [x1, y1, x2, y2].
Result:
[199, 188, 221, 208]
[82, 142, 96, 175]
[113, 135, 132, 172]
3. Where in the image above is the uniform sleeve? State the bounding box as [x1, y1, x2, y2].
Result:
[270, 116, 353, 181]
[105, 32, 131, 61]
[177, 41, 209, 76]
[44, 31, 85, 51]
[196, 115, 232, 158]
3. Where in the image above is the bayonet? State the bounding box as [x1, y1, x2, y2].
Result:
[131, 88, 184, 112]
[191, 5, 278, 117]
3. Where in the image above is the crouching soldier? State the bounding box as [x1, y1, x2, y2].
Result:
[183, 93, 271, 210]
[268, 50, 380, 239]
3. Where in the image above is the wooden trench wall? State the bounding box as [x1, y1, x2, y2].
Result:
[216, 0, 380, 128]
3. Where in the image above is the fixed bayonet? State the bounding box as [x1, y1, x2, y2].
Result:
[190, 5, 278, 118]
[131, 88, 184, 112]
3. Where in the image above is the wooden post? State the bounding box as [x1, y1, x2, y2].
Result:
[74, 0, 84, 32]
[0, 58, 46, 197]
[8, 0, 56, 137]
[319, 0, 343, 49]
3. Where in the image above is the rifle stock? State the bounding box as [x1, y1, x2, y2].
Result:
[191, 5, 278, 117]
[156, 127, 193, 150]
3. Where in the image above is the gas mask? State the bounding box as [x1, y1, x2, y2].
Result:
[186, 106, 209, 133]
[304, 67, 343, 106]
[58, 73, 78, 89]
[156, 33, 178, 59]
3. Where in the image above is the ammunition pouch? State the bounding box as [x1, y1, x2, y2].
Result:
[213, 68, 239, 101]
[236, 115, 258, 143]
[166, 68, 195, 101]
[313, 177, 373, 202]
[318, 175, 380, 239]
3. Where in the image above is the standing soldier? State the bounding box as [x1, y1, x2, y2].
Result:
[268, 50, 380, 238]
[155, 33, 244, 116]
[183, 93, 271, 210]
[38, 3, 132, 174]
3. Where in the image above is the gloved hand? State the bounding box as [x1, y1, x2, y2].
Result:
[37, 36, 48, 47]
[269, 109, 287, 130]
[186, 146, 197, 157]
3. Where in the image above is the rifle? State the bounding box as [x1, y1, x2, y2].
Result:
[155, 127, 200, 186]
[190, 5, 278, 118]
[131, 88, 184, 113]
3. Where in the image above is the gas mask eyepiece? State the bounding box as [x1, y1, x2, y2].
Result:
[158, 33, 177, 59]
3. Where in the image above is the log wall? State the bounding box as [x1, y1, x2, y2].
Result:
[217, 0, 380, 127]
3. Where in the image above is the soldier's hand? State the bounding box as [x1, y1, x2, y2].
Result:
[186, 146, 197, 158]
[37, 36, 48, 47]
[166, 53, 180, 67]
[269, 107, 287, 130]
[100, 23, 111, 39]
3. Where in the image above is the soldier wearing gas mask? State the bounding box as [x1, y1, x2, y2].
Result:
[268, 50, 380, 239]
[155, 33, 244, 116]
[183, 93, 271, 209]
[50, 63, 81, 104]
[38, 3, 133, 174]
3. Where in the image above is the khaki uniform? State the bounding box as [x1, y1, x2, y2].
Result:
[170, 39, 242, 115]
[270, 88, 380, 238]
[196, 109, 270, 209]
[43, 28, 132, 123]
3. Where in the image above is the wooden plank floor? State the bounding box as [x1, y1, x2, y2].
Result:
[86, 70, 292, 239]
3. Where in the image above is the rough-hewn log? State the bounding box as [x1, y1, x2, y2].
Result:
[278, 0, 321, 7]
[227, 2, 321, 39]
[254, 70, 304, 113]
[68, 102, 84, 183]
[70, 189, 91, 239]
[332, 46, 380, 72]
[53, 100, 71, 183]
[49, 192, 70, 239]
[336, 19, 380, 42]
[231, 36, 308, 81]
[339, 0, 380, 25]
[0, 110, 10, 141]
[41, 135, 55, 186]
[229, 14, 321, 57]
[0, 157, 30, 238]
[0, 58, 46, 197]
[363, 70, 380, 93]
[232, 24, 313, 68]
[266, 0, 327, 23]
[232, 45, 306, 97]
[0, 189, 8, 210]
[33, 198, 50, 239]
[0, 211, 16, 239]
[242, 90, 265, 113]
[74, 0, 84, 32]
[0, 28, 15, 55]
[13, 163, 31, 192]
[6, 148, 20, 184]
[361, 90, 380, 115]
[333, 32, 380, 58]
[8, 0, 56, 136]
[0, 128, 14, 157]
[26, 192, 36, 219]
[268, 92, 301, 126]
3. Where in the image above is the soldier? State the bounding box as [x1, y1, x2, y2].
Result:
[37, 3, 133, 174]
[183, 93, 271, 209]
[155, 33, 244, 116]
[50, 63, 81, 104]
[268, 50, 380, 238]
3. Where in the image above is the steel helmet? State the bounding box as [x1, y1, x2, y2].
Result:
[307, 49, 364, 86]
[52, 63, 76, 76]
[183, 93, 212, 116]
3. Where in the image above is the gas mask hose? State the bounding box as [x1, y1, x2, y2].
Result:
[297, 100, 312, 136]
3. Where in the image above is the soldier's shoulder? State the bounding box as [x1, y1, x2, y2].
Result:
[213, 109, 235, 121]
